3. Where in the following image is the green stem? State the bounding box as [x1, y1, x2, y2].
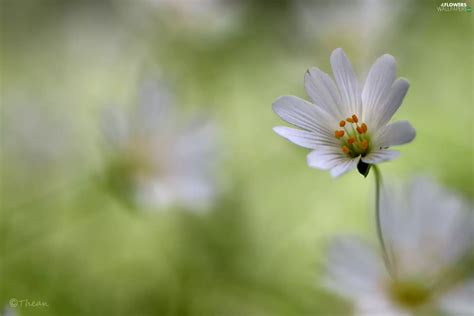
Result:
[372, 165, 394, 278]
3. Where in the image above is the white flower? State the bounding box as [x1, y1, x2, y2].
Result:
[102, 79, 218, 211]
[272, 48, 416, 177]
[324, 178, 474, 316]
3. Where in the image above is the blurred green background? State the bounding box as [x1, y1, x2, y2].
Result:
[1, 0, 472, 315]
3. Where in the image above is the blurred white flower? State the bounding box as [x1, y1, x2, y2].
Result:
[102, 79, 218, 211]
[324, 178, 474, 315]
[273, 48, 415, 177]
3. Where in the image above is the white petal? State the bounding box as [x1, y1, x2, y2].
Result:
[362, 54, 396, 125]
[273, 126, 320, 149]
[101, 106, 130, 149]
[172, 119, 218, 175]
[307, 147, 344, 170]
[440, 281, 474, 315]
[304, 67, 344, 120]
[329, 156, 360, 177]
[324, 237, 386, 301]
[135, 79, 175, 135]
[355, 299, 410, 316]
[170, 176, 216, 211]
[135, 179, 175, 209]
[272, 95, 335, 137]
[376, 79, 410, 128]
[375, 121, 416, 148]
[175, 119, 216, 157]
[330, 48, 362, 116]
[361, 150, 399, 164]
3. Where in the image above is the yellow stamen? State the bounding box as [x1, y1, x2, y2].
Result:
[341, 146, 350, 154]
[335, 130, 345, 138]
[346, 117, 354, 123]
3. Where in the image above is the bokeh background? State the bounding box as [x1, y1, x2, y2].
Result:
[1, 0, 472, 315]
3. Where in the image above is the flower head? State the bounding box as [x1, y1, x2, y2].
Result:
[324, 178, 474, 315]
[273, 48, 415, 177]
[102, 79, 218, 211]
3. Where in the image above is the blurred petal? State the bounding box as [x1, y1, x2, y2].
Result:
[440, 281, 474, 316]
[324, 237, 386, 300]
[102, 105, 130, 149]
[135, 79, 175, 135]
[355, 302, 410, 316]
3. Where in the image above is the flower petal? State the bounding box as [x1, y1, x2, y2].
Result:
[135, 79, 175, 135]
[440, 280, 474, 316]
[173, 120, 217, 171]
[304, 67, 344, 120]
[101, 106, 130, 149]
[330, 48, 362, 116]
[355, 299, 410, 316]
[375, 121, 416, 148]
[377, 79, 410, 128]
[361, 150, 399, 164]
[273, 126, 321, 149]
[272, 95, 335, 136]
[329, 156, 360, 177]
[324, 237, 386, 301]
[307, 147, 344, 170]
[362, 54, 396, 125]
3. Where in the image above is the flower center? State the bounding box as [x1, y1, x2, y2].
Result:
[334, 114, 371, 158]
[388, 280, 433, 309]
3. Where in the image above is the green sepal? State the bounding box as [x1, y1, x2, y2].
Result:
[357, 160, 371, 178]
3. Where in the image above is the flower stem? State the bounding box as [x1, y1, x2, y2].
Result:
[372, 165, 394, 278]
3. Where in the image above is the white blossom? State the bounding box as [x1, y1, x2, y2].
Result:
[273, 48, 415, 177]
[324, 178, 474, 315]
[102, 79, 218, 211]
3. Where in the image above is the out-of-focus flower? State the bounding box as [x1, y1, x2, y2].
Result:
[273, 48, 415, 177]
[324, 178, 474, 315]
[102, 79, 218, 211]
